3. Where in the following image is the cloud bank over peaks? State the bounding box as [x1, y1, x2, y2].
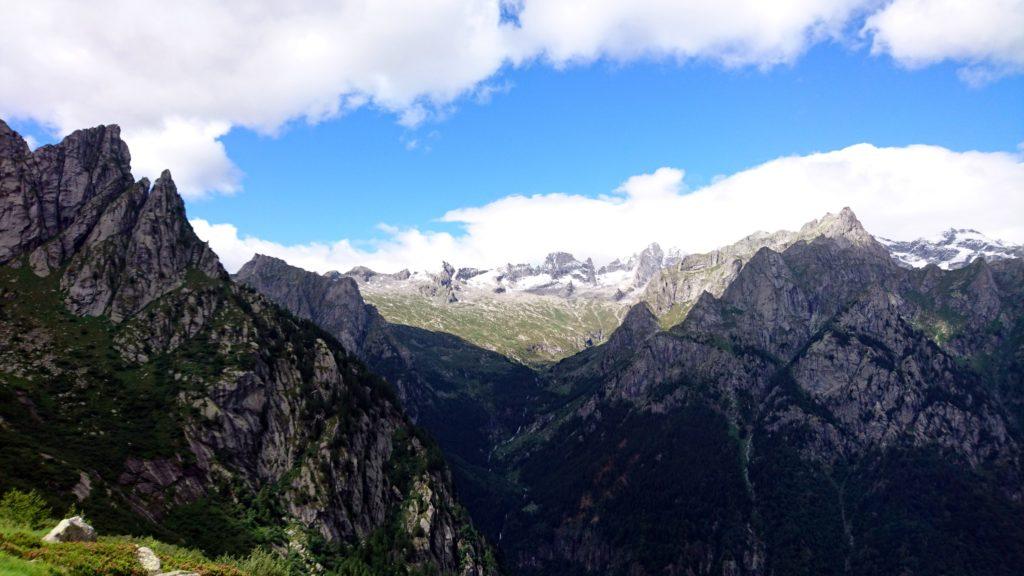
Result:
[193, 143, 1024, 274]
[2, 0, 1022, 197]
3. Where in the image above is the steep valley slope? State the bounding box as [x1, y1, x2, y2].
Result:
[492, 209, 1024, 575]
[0, 120, 496, 575]
[240, 208, 1024, 575]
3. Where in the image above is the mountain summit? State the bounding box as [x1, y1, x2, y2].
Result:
[0, 120, 495, 573]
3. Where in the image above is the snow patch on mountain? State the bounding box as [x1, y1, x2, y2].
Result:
[340, 243, 677, 303]
[879, 228, 1023, 270]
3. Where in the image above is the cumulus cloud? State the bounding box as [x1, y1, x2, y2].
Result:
[127, 119, 241, 198]
[505, 0, 867, 67]
[0, 0, 511, 198]
[863, 0, 1024, 82]
[194, 144, 1024, 273]
[2, 1, 1021, 197]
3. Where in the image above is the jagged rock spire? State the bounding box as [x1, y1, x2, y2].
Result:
[1, 119, 223, 321]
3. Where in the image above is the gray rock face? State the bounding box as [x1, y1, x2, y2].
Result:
[237, 254, 376, 355]
[0, 120, 494, 574]
[42, 516, 97, 543]
[0, 120, 134, 272]
[542, 252, 597, 284]
[0, 120, 224, 322]
[62, 171, 225, 322]
[494, 209, 1024, 575]
[604, 302, 660, 354]
[455, 267, 487, 281]
[641, 207, 884, 322]
[630, 243, 664, 288]
[428, 261, 459, 303]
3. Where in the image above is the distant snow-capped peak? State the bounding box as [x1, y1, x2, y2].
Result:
[879, 228, 1023, 270]
[336, 243, 680, 301]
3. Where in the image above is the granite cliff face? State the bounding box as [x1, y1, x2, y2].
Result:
[0, 120, 494, 574]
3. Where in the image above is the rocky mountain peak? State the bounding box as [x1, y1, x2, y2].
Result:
[605, 301, 660, 352]
[631, 242, 665, 288]
[1, 122, 135, 268]
[541, 251, 597, 283]
[2, 121, 223, 321]
[798, 206, 872, 244]
[419, 260, 458, 303]
[0, 118, 30, 157]
[343, 264, 378, 281]
[236, 253, 293, 277]
[236, 253, 376, 355]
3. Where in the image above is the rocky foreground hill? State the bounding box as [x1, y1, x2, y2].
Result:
[0, 120, 495, 574]
[240, 208, 1024, 575]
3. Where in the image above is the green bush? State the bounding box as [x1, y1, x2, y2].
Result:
[0, 550, 60, 576]
[0, 489, 52, 530]
[227, 546, 293, 576]
[27, 541, 144, 576]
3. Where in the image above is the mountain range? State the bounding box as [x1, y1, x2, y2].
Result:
[0, 120, 495, 574]
[327, 215, 1024, 367]
[3, 119, 1023, 576]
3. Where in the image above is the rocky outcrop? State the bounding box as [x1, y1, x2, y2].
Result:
[42, 517, 97, 543]
[339, 265, 411, 282]
[0, 120, 494, 574]
[494, 252, 598, 290]
[542, 252, 597, 284]
[237, 254, 376, 354]
[420, 261, 458, 303]
[0, 119, 224, 322]
[0, 120, 133, 272]
[62, 171, 224, 322]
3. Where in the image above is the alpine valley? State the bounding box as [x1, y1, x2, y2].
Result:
[3, 120, 1024, 576]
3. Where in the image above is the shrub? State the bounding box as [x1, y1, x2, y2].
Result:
[227, 546, 293, 576]
[0, 489, 52, 530]
[27, 541, 144, 576]
[0, 550, 59, 576]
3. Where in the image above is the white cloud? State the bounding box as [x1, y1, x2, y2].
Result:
[127, 119, 241, 198]
[0, 0, 511, 198]
[863, 0, 1024, 81]
[505, 0, 867, 67]
[3, 1, 1021, 197]
[194, 143, 1024, 273]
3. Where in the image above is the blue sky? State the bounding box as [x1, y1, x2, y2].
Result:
[3, 1, 1023, 271]
[177, 43, 1024, 246]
